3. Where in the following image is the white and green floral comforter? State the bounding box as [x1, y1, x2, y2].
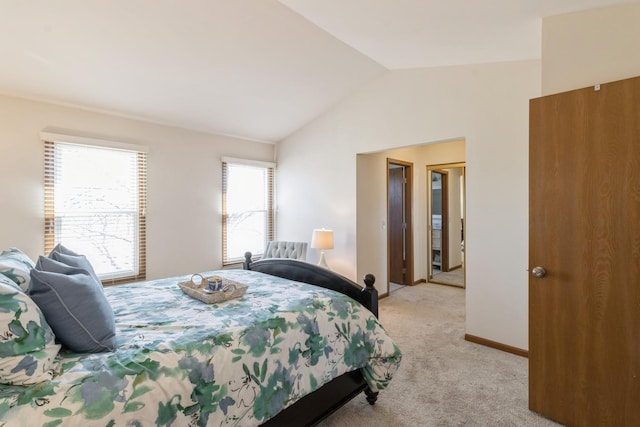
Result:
[0, 269, 401, 426]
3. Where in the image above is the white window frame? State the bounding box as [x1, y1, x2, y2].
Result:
[41, 132, 148, 284]
[221, 156, 276, 265]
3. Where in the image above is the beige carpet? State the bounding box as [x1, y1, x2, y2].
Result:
[430, 268, 464, 287]
[318, 283, 561, 427]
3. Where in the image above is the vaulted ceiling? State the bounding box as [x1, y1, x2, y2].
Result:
[1, 0, 636, 142]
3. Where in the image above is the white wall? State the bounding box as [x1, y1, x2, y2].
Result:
[0, 3, 630, 354]
[356, 140, 465, 295]
[277, 60, 540, 350]
[0, 95, 274, 279]
[542, 3, 640, 95]
[276, 3, 640, 351]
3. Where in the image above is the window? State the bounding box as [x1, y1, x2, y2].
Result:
[44, 136, 147, 284]
[222, 158, 275, 265]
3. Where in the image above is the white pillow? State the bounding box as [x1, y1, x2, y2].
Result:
[0, 272, 22, 292]
[0, 247, 36, 292]
[0, 281, 61, 385]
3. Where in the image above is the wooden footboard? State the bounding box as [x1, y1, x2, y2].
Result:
[243, 252, 379, 426]
[243, 252, 378, 317]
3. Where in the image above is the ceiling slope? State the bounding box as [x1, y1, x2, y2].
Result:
[280, 0, 639, 69]
[1, 0, 637, 142]
[0, 0, 384, 142]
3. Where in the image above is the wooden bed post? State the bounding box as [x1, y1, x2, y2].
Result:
[243, 252, 253, 270]
[362, 273, 378, 318]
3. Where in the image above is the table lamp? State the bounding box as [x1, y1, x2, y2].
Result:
[311, 228, 334, 269]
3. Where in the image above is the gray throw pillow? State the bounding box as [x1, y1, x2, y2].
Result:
[28, 256, 116, 353]
[49, 244, 101, 288]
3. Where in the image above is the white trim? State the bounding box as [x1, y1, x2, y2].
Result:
[40, 131, 149, 153]
[221, 156, 276, 169]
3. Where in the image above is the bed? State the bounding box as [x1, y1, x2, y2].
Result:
[0, 252, 401, 426]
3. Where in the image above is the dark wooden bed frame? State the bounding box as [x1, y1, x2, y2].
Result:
[243, 252, 379, 427]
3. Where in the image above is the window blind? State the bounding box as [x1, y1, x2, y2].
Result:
[222, 161, 274, 265]
[44, 140, 147, 284]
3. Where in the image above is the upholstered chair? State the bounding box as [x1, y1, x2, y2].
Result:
[262, 241, 308, 261]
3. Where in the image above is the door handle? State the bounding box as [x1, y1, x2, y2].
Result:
[531, 266, 547, 278]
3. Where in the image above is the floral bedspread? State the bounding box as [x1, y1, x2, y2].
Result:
[0, 269, 401, 426]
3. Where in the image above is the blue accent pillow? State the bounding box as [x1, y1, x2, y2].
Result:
[49, 244, 101, 287]
[28, 256, 116, 353]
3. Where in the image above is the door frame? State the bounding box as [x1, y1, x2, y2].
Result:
[387, 158, 414, 288]
[427, 162, 466, 286]
[431, 169, 449, 272]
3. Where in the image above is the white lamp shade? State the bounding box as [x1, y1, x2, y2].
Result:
[311, 229, 334, 250]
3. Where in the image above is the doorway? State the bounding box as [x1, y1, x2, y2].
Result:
[387, 159, 414, 290]
[355, 139, 465, 297]
[427, 163, 465, 287]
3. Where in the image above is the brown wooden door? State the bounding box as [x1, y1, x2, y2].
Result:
[389, 166, 405, 284]
[529, 76, 640, 426]
[388, 160, 413, 288]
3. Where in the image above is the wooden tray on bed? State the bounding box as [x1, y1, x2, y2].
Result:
[178, 275, 248, 304]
